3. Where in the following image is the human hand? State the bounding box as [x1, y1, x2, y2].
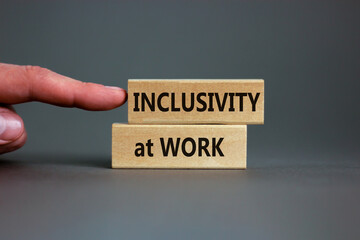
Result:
[0, 63, 127, 154]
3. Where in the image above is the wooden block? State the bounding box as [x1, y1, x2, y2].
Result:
[112, 124, 247, 169]
[128, 79, 264, 124]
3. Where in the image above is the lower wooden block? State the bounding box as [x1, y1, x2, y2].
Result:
[112, 124, 247, 169]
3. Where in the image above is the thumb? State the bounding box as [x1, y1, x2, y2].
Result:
[0, 106, 27, 154]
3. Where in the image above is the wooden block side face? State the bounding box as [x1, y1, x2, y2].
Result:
[112, 124, 247, 169]
[128, 79, 264, 124]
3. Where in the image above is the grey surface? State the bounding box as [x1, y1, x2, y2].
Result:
[0, 0, 360, 239]
[1, 153, 360, 240]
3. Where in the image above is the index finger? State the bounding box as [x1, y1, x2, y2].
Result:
[0, 63, 127, 110]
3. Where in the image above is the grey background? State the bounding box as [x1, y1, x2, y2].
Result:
[0, 0, 360, 239]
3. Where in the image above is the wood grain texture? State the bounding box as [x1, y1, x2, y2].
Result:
[112, 124, 247, 169]
[128, 79, 264, 124]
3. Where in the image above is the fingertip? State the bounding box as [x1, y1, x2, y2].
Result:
[107, 86, 127, 107]
[71, 83, 127, 111]
[100, 86, 128, 110]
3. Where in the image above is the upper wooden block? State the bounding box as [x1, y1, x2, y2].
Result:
[128, 79, 264, 124]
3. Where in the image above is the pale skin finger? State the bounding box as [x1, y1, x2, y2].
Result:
[0, 63, 127, 110]
[0, 63, 127, 154]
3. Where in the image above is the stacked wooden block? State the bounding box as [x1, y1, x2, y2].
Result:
[112, 80, 264, 169]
